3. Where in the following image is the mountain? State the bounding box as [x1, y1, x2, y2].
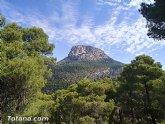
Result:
[45, 45, 124, 92]
[58, 45, 110, 64]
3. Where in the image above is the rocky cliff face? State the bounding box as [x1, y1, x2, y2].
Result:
[58, 45, 113, 65]
[68, 45, 109, 61]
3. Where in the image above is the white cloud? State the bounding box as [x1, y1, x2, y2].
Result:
[97, 0, 122, 6]
[96, 0, 155, 8]
[51, 14, 165, 55]
[129, 0, 155, 8]
[1, 0, 165, 56]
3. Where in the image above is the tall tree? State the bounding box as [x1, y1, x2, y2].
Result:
[118, 55, 164, 124]
[139, 0, 165, 40]
[0, 20, 55, 122]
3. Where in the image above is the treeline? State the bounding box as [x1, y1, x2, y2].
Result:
[49, 55, 165, 124]
[1, 13, 165, 124]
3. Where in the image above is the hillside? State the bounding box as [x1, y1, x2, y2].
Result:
[45, 45, 124, 92]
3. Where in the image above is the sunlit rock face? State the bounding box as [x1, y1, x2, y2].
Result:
[68, 45, 109, 61]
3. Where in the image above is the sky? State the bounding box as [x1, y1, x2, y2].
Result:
[0, 0, 165, 69]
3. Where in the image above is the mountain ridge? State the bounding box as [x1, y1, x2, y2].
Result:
[45, 45, 124, 92]
[57, 45, 121, 65]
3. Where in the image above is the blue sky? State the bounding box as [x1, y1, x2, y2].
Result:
[0, 0, 165, 69]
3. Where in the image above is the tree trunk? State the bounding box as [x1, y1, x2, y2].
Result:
[108, 107, 117, 124]
[0, 106, 2, 124]
[144, 83, 156, 124]
[131, 107, 135, 124]
[119, 108, 123, 124]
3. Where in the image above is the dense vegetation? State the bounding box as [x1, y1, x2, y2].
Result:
[1, 11, 165, 124]
[0, 14, 55, 123]
[45, 60, 123, 92]
[51, 78, 117, 124]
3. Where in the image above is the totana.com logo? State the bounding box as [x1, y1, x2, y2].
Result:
[8, 116, 49, 122]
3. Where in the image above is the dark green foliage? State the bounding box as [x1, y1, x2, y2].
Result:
[43, 79, 68, 93]
[140, 0, 165, 40]
[22, 27, 54, 55]
[116, 55, 165, 124]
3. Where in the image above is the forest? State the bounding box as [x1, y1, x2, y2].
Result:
[0, 0, 165, 124]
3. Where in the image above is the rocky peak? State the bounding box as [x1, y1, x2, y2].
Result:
[68, 45, 109, 61]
